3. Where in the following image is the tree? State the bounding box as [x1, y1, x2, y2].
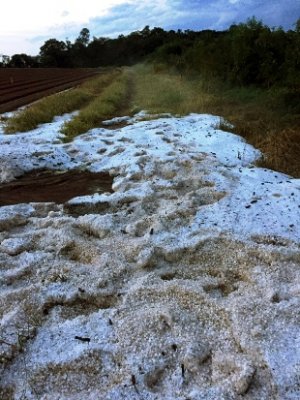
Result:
[294, 18, 300, 33]
[228, 18, 270, 85]
[0, 55, 10, 67]
[9, 53, 39, 68]
[76, 28, 90, 46]
[285, 19, 300, 87]
[39, 39, 68, 67]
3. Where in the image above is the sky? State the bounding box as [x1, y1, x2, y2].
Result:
[1, 0, 299, 56]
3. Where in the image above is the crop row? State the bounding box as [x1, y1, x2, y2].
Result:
[0, 69, 100, 113]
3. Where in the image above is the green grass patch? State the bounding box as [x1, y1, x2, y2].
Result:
[61, 70, 131, 141]
[4, 70, 120, 134]
[132, 64, 214, 115]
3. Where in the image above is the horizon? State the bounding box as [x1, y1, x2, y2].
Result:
[1, 0, 299, 57]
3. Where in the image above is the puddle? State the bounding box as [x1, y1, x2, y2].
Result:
[0, 169, 113, 206]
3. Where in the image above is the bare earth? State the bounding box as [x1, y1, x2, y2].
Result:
[0, 69, 100, 113]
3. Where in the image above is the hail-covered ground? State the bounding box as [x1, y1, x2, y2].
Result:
[0, 111, 299, 400]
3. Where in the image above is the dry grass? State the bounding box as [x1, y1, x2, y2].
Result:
[132, 64, 214, 115]
[207, 87, 300, 177]
[4, 69, 120, 134]
[132, 64, 300, 177]
[234, 124, 300, 177]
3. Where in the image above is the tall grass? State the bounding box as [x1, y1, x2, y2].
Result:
[205, 85, 300, 177]
[61, 70, 131, 141]
[132, 64, 214, 115]
[132, 64, 300, 177]
[4, 69, 120, 134]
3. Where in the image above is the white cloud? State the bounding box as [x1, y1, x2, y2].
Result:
[0, 0, 130, 34]
[0, 0, 132, 54]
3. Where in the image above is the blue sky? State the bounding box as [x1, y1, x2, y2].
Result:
[1, 0, 299, 55]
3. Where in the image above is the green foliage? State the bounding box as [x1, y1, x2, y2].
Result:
[39, 39, 69, 67]
[61, 71, 130, 141]
[149, 17, 300, 89]
[76, 28, 90, 46]
[295, 18, 300, 33]
[8, 53, 39, 68]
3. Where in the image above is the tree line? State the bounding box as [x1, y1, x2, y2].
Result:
[1, 18, 299, 89]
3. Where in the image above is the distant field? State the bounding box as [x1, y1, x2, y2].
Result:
[0, 68, 101, 113]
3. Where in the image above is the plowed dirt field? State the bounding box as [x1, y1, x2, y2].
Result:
[0, 68, 101, 113]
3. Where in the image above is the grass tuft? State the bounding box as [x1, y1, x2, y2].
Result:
[61, 70, 131, 141]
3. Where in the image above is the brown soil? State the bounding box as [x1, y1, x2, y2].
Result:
[0, 68, 102, 113]
[0, 169, 113, 206]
